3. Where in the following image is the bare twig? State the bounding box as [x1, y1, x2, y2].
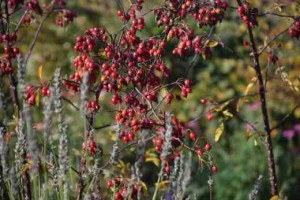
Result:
[258, 12, 295, 19]
[23, 13, 49, 69]
[258, 23, 294, 55]
[271, 101, 300, 131]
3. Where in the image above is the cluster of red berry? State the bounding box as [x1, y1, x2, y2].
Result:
[21, 14, 35, 24]
[1, 0, 75, 78]
[24, 85, 50, 106]
[168, 27, 212, 58]
[118, 130, 135, 144]
[107, 178, 143, 200]
[25, 0, 42, 15]
[0, 33, 19, 75]
[55, 10, 77, 27]
[152, 117, 186, 152]
[238, 2, 259, 28]
[86, 100, 100, 112]
[25, 85, 37, 106]
[289, 19, 300, 39]
[81, 137, 98, 155]
[41, 86, 50, 97]
[193, 0, 228, 27]
[155, 0, 228, 28]
[180, 79, 192, 98]
[64, 27, 107, 92]
[8, 0, 24, 9]
[62, 0, 219, 176]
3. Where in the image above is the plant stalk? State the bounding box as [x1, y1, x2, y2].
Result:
[236, 0, 278, 196]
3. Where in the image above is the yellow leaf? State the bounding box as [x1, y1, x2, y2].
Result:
[244, 77, 257, 96]
[141, 182, 148, 193]
[145, 157, 160, 167]
[145, 150, 160, 167]
[115, 160, 130, 174]
[222, 110, 233, 118]
[273, 3, 284, 12]
[205, 40, 218, 48]
[156, 180, 169, 190]
[270, 195, 279, 200]
[254, 138, 258, 147]
[237, 77, 258, 111]
[110, 132, 116, 141]
[215, 101, 230, 112]
[244, 130, 254, 140]
[98, 49, 109, 60]
[38, 65, 43, 82]
[215, 123, 224, 142]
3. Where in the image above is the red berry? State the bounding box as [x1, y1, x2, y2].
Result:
[207, 112, 213, 121]
[212, 165, 218, 173]
[115, 192, 123, 200]
[166, 92, 173, 104]
[106, 180, 113, 188]
[13, 47, 20, 54]
[204, 143, 211, 151]
[196, 149, 203, 156]
[165, 165, 170, 174]
[41, 86, 50, 96]
[189, 131, 197, 141]
[200, 98, 208, 105]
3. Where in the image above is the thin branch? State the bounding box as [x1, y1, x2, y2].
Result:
[258, 12, 296, 19]
[14, 10, 29, 32]
[94, 124, 112, 130]
[190, 92, 260, 123]
[271, 101, 300, 131]
[23, 13, 49, 69]
[258, 23, 295, 55]
[62, 96, 80, 111]
[135, 87, 162, 123]
[236, 0, 278, 196]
